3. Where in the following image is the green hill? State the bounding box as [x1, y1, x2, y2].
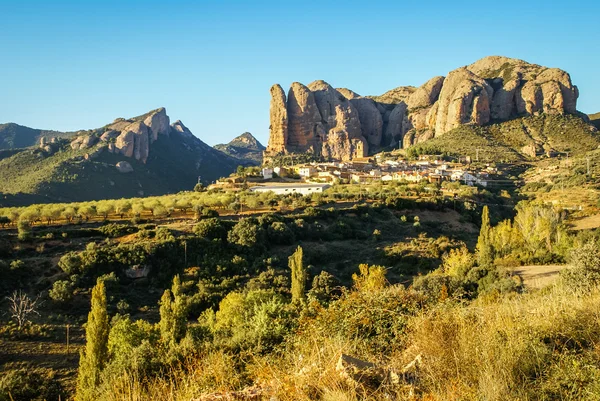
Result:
[406, 114, 600, 162]
[0, 111, 244, 206]
[214, 132, 265, 165]
[0, 123, 74, 150]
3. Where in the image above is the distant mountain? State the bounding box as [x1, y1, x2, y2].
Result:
[0, 123, 75, 150]
[590, 112, 600, 129]
[214, 132, 265, 165]
[0, 108, 246, 206]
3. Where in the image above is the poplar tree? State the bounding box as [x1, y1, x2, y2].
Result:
[159, 275, 187, 345]
[76, 279, 109, 401]
[289, 246, 307, 302]
[476, 206, 494, 267]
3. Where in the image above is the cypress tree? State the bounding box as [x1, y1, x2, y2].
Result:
[289, 246, 307, 302]
[476, 205, 494, 267]
[76, 279, 109, 401]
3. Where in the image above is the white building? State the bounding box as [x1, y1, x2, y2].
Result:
[249, 184, 331, 195]
[262, 168, 273, 180]
[298, 166, 317, 178]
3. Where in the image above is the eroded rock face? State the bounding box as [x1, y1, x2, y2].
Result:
[171, 120, 193, 138]
[266, 84, 288, 155]
[434, 67, 493, 135]
[407, 76, 445, 110]
[264, 56, 580, 157]
[144, 108, 170, 142]
[115, 130, 135, 158]
[286, 82, 324, 152]
[384, 102, 409, 146]
[350, 98, 383, 148]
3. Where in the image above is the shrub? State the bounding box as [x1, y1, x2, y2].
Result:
[194, 218, 226, 241]
[97, 224, 137, 238]
[227, 218, 265, 248]
[58, 252, 83, 274]
[0, 368, 64, 401]
[49, 280, 74, 303]
[561, 241, 600, 292]
[267, 221, 296, 245]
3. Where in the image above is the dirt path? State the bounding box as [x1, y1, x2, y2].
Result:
[513, 264, 567, 289]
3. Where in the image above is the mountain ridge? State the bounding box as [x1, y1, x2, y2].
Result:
[0, 108, 246, 206]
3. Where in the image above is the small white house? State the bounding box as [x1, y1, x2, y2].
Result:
[262, 168, 273, 180]
[298, 166, 317, 178]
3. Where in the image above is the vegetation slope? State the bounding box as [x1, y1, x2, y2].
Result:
[213, 132, 265, 165]
[0, 123, 74, 150]
[406, 114, 600, 162]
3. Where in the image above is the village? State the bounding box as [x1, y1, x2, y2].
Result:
[209, 154, 508, 195]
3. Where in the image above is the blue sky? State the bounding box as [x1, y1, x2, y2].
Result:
[1, 0, 598, 146]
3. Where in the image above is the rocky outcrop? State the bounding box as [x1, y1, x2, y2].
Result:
[70, 135, 98, 150]
[265, 81, 370, 161]
[102, 108, 176, 163]
[143, 107, 170, 142]
[265, 56, 582, 159]
[266, 84, 288, 154]
[433, 67, 493, 134]
[351, 98, 383, 148]
[407, 76, 445, 110]
[114, 130, 135, 158]
[286, 82, 324, 152]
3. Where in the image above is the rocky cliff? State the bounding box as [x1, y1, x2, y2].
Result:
[265, 56, 582, 160]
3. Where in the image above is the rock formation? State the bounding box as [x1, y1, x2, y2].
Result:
[266, 84, 288, 153]
[265, 56, 581, 160]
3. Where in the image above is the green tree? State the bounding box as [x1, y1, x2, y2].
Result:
[289, 246, 307, 303]
[159, 275, 187, 345]
[476, 206, 493, 267]
[227, 218, 264, 247]
[76, 279, 109, 401]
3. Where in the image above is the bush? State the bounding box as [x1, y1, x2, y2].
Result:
[97, 224, 137, 238]
[58, 252, 83, 274]
[561, 241, 600, 292]
[267, 221, 296, 245]
[49, 280, 74, 303]
[227, 218, 265, 248]
[194, 218, 226, 241]
[0, 368, 64, 401]
[205, 289, 294, 351]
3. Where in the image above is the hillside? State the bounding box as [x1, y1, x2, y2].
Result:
[0, 123, 74, 150]
[0, 109, 243, 205]
[590, 112, 600, 129]
[405, 113, 600, 162]
[214, 132, 265, 165]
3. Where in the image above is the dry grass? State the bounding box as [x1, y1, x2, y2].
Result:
[513, 264, 567, 289]
[94, 285, 600, 401]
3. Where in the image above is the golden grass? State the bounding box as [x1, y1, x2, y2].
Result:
[97, 284, 600, 401]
